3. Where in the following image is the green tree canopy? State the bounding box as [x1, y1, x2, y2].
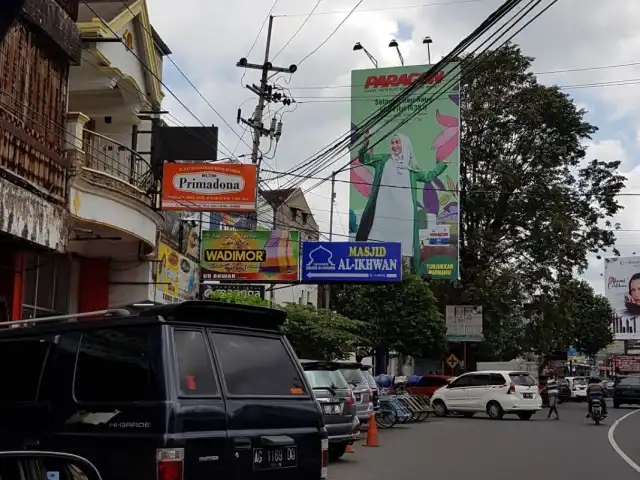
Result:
[432, 44, 625, 360]
[331, 271, 446, 359]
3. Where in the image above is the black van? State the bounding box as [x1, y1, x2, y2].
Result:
[0, 301, 328, 480]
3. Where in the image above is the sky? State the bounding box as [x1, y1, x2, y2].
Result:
[145, 0, 640, 294]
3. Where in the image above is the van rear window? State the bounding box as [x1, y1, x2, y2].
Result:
[211, 333, 306, 396]
[509, 373, 536, 386]
[174, 330, 218, 396]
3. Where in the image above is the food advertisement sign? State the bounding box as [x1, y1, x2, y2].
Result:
[161, 163, 257, 212]
[154, 242, 199, 303]
[200, 230, 299, 282]
[604, 256, 640, 340]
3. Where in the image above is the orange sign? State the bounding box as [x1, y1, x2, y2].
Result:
[161, 163, 257, 212]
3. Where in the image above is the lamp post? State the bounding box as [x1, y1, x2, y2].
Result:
[353, 42, 378, 68]
[422, 36, 433, 64]
[388, 39, 404, 66]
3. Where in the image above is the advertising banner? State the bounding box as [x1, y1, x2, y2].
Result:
[349, 63, 460, 280]
[200, 283, 266, 300]
[605, 256, 640, 340]
[200, 230, 299, 282]
[161, 163, 257, 212]
[445, 305, 483, 342]
[300, 241, 402, 283]
[154, 242, 199, 303]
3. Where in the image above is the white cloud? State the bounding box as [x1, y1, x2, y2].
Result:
[146, 0, 640, 284]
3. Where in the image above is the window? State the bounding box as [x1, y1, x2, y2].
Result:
[0, 339, 49, 402]
[469, 374, 490, 387]
[173, 329, 218, 396]
[448, 375, 471, 388]
[339, 368, 367, 387]
[74, 327, 159, 402]
[509, 373, 537, 386]
[211, 333, 305, 396]
[618, 376, 640, 386]
[22, 254, 70, 319]
[489, 373, 507, 386]
[305, 370, 349, 390]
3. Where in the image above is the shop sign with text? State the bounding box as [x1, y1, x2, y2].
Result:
[155, 242, 199, 303]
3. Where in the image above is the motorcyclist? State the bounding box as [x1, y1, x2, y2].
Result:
[586, 376, 607, 418]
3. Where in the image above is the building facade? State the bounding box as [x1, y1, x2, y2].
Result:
[0, 0, 81, 321]
[64, 0, 169, 311]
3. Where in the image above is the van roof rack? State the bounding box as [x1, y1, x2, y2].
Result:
[0, 309, 131, 329]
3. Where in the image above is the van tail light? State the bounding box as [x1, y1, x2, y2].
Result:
[321, 438, 329, 479]
[157, 448, 184, 480]
[507, 383, 515, 394]
[346, 391, 355, 405]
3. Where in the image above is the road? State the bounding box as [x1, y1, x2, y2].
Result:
[329, 402, 640, 480]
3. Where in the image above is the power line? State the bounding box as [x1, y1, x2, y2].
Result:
[272, 0, 323, 60]
[247, 0, 282, 57]
[275, 0, 485, 17]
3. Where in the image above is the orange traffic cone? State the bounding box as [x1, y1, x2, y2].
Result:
[345, 443, 354, 454]
[364, 412, 379, 447]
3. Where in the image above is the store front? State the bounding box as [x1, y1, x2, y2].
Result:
[21, 253, 71, 320]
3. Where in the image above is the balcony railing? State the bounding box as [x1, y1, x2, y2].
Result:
[81, 128, 156, 205]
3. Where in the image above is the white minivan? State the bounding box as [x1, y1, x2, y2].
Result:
[431, 370, 542, 420]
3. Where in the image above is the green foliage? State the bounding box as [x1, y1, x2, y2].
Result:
[205, 291, 365, 360]
[332, 271, 447, 358]
[282, 304, 368, 360]
[432, 44, 624, 360]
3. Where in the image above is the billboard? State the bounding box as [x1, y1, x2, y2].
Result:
[605, 256, 640, 340]
[161, 163, 257, 212]
[200, 283, 266, 300]
[200, 230, 299, 282]
[154, 242, 200, 304]
[349, 63, 460, 280]
[301, 241, 402, 283]
[445, 305, 483, 342]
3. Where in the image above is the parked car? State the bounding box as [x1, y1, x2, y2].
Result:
[406, 375, 452, 397]
[301, 360, 358, 460]
[0, 301, 328, 480]
[338, 362, 373, 425]
[614, 375, 640, 408]
[430, 370, 542, 420]
[566, 376, 588, 401]
[557, 378, 571, 403]
[360, 365, 380, 406]
[0, 451, 103, 480]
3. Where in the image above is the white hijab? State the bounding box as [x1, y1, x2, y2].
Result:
[390, 133, 418, 170]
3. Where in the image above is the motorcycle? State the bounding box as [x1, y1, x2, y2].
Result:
[591, 396, 605, 425]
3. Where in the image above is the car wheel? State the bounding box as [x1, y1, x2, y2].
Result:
[462, 412, 475, 418]
[329, 443, 347, 460]
[486, 401, 504, 420]
[433, 400, 448, 417]
[517, 412, 533, 420]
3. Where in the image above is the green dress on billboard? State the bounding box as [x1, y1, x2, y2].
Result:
[355, 133, 447, 274]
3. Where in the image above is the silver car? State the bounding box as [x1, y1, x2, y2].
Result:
[338, 362, 373, 425]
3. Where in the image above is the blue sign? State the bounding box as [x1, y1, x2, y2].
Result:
[301, 242, 402, 283]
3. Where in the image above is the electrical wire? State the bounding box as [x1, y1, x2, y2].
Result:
[274, 0, 485, 17]
[272, 0, 323, 61]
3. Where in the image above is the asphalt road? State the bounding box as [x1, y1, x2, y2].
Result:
[329, 401, 640, 480]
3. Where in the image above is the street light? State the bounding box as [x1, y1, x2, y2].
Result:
[353, 42, 378, 68]
[388, 39, 404, 66]
[422, 36, 433, 64]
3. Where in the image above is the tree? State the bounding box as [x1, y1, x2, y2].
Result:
[331, 271, 447, 370]
[432, 44, 625, 359]
[568, 280, 615, 358]
[206, 291, 366, 360]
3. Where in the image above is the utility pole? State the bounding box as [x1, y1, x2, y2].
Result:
[236, 16, 298, 164]
[324, 172, 337, 309]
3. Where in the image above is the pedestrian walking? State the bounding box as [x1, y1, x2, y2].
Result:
[545, 373, 560, 420]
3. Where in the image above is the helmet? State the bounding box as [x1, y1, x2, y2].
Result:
[589, 376, 601, 384]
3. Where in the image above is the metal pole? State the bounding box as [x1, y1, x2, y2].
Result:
[324, 172, 336, 309]
[427, 44, 431, 64]
[251, 15, 274, 165]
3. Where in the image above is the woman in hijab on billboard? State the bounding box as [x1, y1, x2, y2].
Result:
[355, 130, 448, 271]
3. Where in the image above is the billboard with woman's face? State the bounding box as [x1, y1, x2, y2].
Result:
[348, 63, 460, 280]
[604, 256, 640, 340]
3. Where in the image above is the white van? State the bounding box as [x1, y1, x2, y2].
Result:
[431, 370, 542, 420]
[566, 376, 588, 400]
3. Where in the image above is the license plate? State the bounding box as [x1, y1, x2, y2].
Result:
[323, 404, 342, 414]
[523, 393, 533, 399]
[253, 447, 297, 471]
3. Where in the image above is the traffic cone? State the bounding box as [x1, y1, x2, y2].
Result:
[345, 443, 354, 454]
[364, 412, 379, 447]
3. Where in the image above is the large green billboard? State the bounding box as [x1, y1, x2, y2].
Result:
[348, 64, 460, 280]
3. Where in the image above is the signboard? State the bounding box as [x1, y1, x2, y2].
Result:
[615, 355, 640, 373]
[200, 230, 299, 282]
[154, 242, 199, 304]
[161, 163, 257, 212]
[445, 305, 483, 342]
[605, 256, 640, 340]
[300, 241, 402, 283]
[446, 354, 459, 369]
[349, 63, 460, 280]
[201, 283, 266, 300]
